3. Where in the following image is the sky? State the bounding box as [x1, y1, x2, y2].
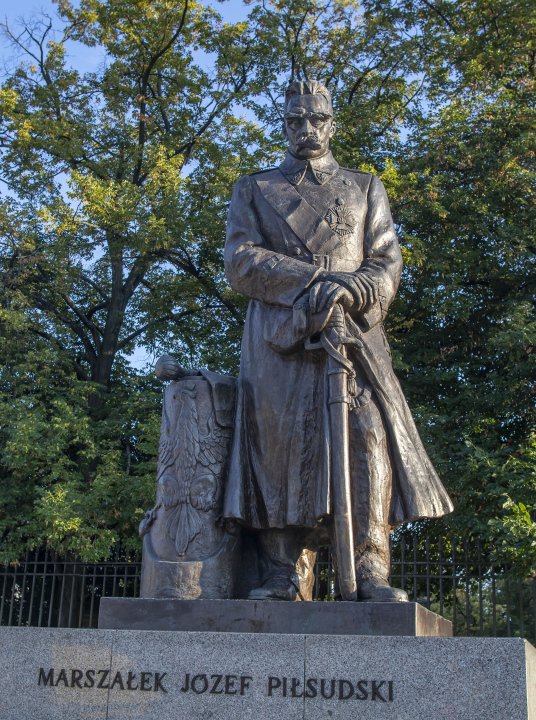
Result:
[2, 0, 251, 76]
[1, 0, 254, 371]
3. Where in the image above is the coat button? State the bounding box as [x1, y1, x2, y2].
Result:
[343, 179, 351, 185]
[293, 247, 302, 256]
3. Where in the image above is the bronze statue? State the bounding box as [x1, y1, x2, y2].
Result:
[223, 80, 453, 602]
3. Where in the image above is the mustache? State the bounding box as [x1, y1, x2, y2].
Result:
[296, 133, 321, 147]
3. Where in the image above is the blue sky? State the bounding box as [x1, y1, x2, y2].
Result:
[0, 0, 258, 372]
[2, 0, 251, 76]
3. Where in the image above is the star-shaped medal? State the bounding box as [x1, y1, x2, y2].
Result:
[324, 198, 357, 236]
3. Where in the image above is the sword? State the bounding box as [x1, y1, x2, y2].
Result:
[306, 303, 363, 601]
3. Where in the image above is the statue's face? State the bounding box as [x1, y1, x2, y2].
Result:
[283, 93, 334, 159]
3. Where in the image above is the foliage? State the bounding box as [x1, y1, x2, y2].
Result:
[373, 0, 536, 576]
[0, 0, 260, 561]
[0, 0, 535, 571]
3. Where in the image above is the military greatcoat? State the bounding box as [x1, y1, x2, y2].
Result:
[223, 150, 453, 530]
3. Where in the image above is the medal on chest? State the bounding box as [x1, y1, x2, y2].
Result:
[324, 198, 357, 237]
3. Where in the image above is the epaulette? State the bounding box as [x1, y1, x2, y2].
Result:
[248, 167, 277, 176]
[339, 167, 373, 177]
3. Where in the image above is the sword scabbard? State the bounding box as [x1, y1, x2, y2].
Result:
[323, 304, 357, 601]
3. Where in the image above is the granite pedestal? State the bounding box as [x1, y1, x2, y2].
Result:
[0, 627, 535, 719]
[98, 597, 453, 636]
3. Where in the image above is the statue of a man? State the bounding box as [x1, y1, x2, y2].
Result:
[224, 80, 453, 602]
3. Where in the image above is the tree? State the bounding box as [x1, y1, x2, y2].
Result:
[1, 0, 534, 574]
[0, 0, 266, 561]
[357, 0, 536, 575]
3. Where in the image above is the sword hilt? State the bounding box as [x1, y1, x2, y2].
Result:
[324, 302, 346, 337]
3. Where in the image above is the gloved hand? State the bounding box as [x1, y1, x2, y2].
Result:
[323, 272, 379, 313]
[309, 281, 354, 314]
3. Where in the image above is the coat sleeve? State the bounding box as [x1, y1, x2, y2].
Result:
[327, 174, 403, 329]
[361, 173, 403, 316]
[224, 175, 323, 308]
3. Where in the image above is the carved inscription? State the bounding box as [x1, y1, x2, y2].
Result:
[267, 676, 393, 701]
[180, 674, 252, 695]
[38, 668, 394, 703]
[38, 668, 167, 692]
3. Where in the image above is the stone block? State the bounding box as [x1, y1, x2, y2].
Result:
[1, 627, 535, 719]
[303, 635, 536, 720]
[0, 627, 112, 720]
[107, 629, 304, 720]
[98, 597, 453, 636]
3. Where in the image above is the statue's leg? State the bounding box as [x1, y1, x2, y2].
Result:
[248, 528, 315, 601]
[348, 394, 408, 602]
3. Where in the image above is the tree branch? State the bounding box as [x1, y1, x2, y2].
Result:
[116, 306, 207, 351]
[29, 292, 98, 367]
[79, 273, 110, 302]
[419, 0, 458, 33]
[29, 327, 89, 381]
[59, 292, 104, 342]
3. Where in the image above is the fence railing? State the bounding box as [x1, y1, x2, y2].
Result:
[311, 536, 536, 642]
[1, 537, 534, 642]
[0, 546, 140, 630]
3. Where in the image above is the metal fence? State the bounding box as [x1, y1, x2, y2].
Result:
[1, 537, 535, 642]
[0, 546, 140, 630]
[313, 536, 536, 642]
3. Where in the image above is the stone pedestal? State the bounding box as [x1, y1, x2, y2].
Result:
[98, 598, 453, 637]
[0, 627, 535, 719]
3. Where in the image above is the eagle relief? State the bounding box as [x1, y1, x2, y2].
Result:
[139, 356, 240, 600]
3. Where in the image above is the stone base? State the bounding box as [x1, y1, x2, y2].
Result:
[140, 532, 241, 600]
[0, 627, 535, 719]
[98, 598, 453, 636]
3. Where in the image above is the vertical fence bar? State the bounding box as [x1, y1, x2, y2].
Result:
[57, 559, 68, 628]
[492, 565, 497, 638]
[413, 536, 418, 602]
[133, 555, 139, 598]
[88, 565, 98, 628]
[17, 549, 30, 627]
[111, 556, 120, 600]
[426, 536, 431, 610]
[438, 536, 444, 617]
[0, 563, 9, 625]
[477, 539, 483, 637]
[400, 537, 405, 593]
[67, 559, 77, 629]
[506, 575, 511, 638]
[37, 550, 49, 628]
[328, 547, 333, 600]
[78, 564, 87, 629]
[465, 539, 471, 637]
[48, 559, 58, 628]
[519, 581, 524, 639]
[7, 563, 17, 626]
[452, 541, 457, 637]
[532, 576, 536, 643]
[27, 550, 38, 628]
[533, 577, 536, 646]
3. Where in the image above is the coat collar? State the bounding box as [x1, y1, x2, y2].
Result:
[278, 150, 339, 186]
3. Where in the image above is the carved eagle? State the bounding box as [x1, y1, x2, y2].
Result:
[156, 381, 232, 556]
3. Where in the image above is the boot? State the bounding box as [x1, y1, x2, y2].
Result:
[356, 573, 408, 602]
[247, 528, 305, 601]
[248, 576, 298, 601]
